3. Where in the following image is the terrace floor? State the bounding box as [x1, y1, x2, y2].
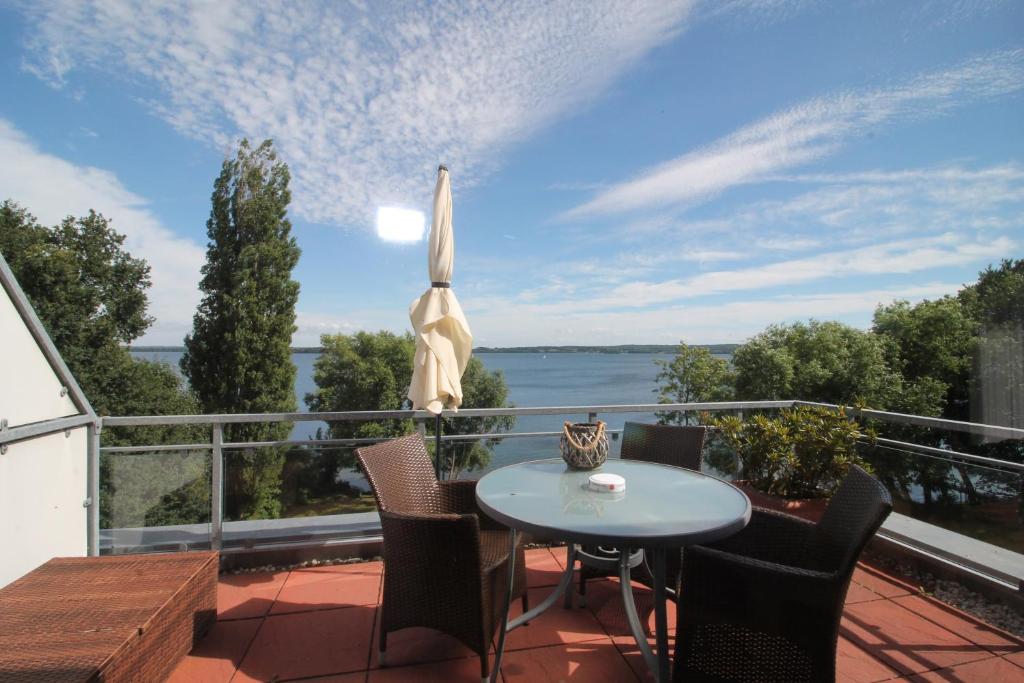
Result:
[169, 547, 1024, 682]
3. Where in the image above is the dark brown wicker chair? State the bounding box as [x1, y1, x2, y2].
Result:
[355, 433, 527, 683]
[673, 465, 893, 682]
[576, 422, 707, 603]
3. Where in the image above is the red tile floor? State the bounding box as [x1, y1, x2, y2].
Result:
[170, 547, 1024, 682]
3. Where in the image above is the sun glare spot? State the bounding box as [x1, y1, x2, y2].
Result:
[376, 206, 425, 243]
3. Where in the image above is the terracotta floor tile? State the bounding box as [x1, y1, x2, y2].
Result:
[271, 562, 382, 615]
[504, 587, 608, 651]
[369, 655, 501, 682]
[837, 635, 904, 683]
[852, 565, 917, 599]
[501, 639, 639, 682]
[891, 595, 1024, 656]
[233, 606, 375, 682]
[842, 600, 990, 675]
[527, 548, 570, 589]
[584, 578, 676, 638]
[1005, 650, 1024, 669]
[368, 611, 489, 670]
[549, 545, 571, 569]
[166, 618, 263, 683]
[302, 674, 367, 683]
[612, 633, 675, 682]
[218, 570, 289, 620]
[846, 580, 886, 605]
[904, 655, 1024, 682]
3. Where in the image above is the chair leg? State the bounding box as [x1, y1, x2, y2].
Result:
[577, 571, 588, 608]
[480, 649, 490, 683]
[378, 622, 388, 667]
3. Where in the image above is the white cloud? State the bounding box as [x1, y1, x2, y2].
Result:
[459, 232, 1013, 317]
[0, 119, 204, 344]
[563, 50, 1024, 219]
[467, 283, 963, 346]
[17, 0, 694, 228]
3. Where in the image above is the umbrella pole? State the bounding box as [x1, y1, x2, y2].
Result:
[434, 413, 443, 481]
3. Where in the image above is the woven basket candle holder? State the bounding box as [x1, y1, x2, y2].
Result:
[560, 420, 609, 470]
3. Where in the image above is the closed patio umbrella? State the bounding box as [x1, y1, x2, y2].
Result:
[408, 165, 472, 478]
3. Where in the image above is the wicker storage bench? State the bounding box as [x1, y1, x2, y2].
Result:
[0, 551, 217, 682]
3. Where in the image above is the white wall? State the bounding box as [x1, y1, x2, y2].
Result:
[0, 428, 87, 586]
[0, 281, 88, 587]
[0, 284, 78, 424]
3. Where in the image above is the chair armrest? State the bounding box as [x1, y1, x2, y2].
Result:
[379, 509, 486, 591]
[705, 507, 818, 568]
[439, 480, 505, 531]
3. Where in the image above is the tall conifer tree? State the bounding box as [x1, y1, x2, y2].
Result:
[182, 139, 300, 520]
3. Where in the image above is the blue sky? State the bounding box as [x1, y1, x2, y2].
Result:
[0, 0, 1021, 346]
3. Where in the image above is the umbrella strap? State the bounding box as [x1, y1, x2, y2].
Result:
[431, 282, 451, 288]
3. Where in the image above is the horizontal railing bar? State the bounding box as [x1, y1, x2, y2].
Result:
[99, 401, 792, 427]
[0, 413, 95, 447]
[795, 401, 1024, 440]
[868, 436, 1024, 472]
[101, 443, 214, 453]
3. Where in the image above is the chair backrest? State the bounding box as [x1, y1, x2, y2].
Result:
[815, 465, 893, 574]
[620, 422, 706, 471]
[355, 433, 442, 515]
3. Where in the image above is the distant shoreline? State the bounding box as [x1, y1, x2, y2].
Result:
[129, 343, 738, 355]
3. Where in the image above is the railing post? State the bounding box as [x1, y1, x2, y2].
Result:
[86, 420, 100, 556]
[588, 412, 598, 424]
[211, 423, 223, 552]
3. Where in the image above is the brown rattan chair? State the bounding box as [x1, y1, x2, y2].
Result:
[673, 465, 893, 682]
[355, 433, 527, 683]
[576, 422, 707, 603]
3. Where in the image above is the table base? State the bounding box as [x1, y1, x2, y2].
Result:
[490, 535, 671, 683]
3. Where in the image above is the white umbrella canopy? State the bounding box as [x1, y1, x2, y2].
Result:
[408, 165, 472, 416]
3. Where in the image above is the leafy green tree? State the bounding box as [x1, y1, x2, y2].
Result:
[873, 297, 975, 419]
[182, 139, 301, 521]
[306, 330, 515, 484]
[732, 321, 899, 407]
[0, 200, 205, 526]
[961, 258, 1024, 327]
[654, 342, 734, 425]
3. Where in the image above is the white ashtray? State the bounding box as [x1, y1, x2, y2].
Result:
[587, 473, 626, 493]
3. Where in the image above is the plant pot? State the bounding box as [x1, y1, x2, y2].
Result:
[732, 481, 828, 523]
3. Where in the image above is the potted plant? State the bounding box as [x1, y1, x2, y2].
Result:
[704, 405, 874, 521]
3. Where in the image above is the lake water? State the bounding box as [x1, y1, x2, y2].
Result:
[130, 350, 712, 471]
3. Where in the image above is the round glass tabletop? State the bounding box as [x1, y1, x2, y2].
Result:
[476, 458, 751, 547]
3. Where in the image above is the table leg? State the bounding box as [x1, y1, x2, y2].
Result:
[619, 547, 658, 677]
[508, 543, 576, 629]
[650, 547, 670, 683]
[490, 528, 518, 683]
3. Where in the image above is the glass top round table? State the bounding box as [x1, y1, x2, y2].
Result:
[475, 458, 751, 548]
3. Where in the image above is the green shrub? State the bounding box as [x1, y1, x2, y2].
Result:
[705, 406, 873, 499]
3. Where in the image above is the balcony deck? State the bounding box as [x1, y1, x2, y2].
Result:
[168, 547, 1023, 682]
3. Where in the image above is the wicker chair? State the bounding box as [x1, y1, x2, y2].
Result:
[355, 433, 527, 683]
[576, 422, 707, 603]
[673, 465, 893, 682]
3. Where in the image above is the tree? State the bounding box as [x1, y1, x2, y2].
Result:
[305, 330, 415, 493]
[306, 330, 515, 486]
[0, 200, 204, 526]
[654, 342, 734, 425]
[732, 321, 899, 407]
[0, 201, 151, 412]
[181, 139, 301, 521]
[873, 297, 974, 419]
